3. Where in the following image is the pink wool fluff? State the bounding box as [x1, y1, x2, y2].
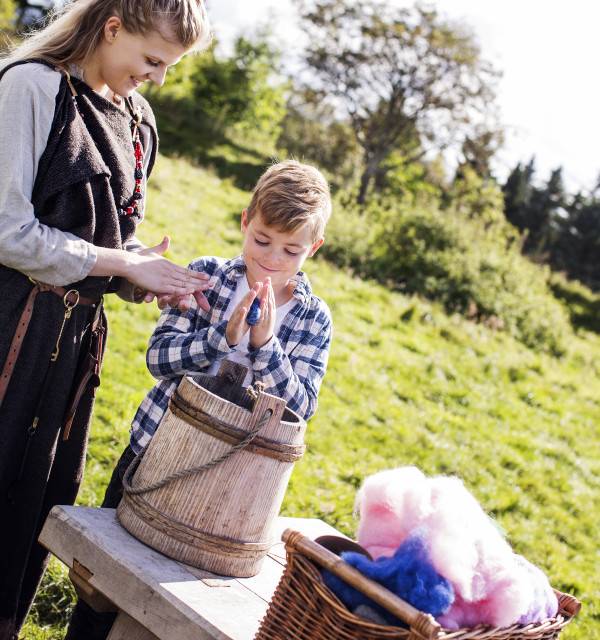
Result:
[355, 467, 558, 630]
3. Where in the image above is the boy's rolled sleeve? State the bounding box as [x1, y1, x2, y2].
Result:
[147, 307, 232, 380]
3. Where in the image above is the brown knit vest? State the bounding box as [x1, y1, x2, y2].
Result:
[0, 59, 158, 298]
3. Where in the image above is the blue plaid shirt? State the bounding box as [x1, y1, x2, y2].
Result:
[129, 254, 333, 452]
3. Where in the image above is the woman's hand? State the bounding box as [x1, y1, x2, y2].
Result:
[92, 236, 212, 311]
[149, 289, 210, 312]
[134, 288, 210, 313]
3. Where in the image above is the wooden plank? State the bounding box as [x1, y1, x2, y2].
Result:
[107, 612, 159, 640]
[39, 506, 261, 640]
[39, 506, 346, 640]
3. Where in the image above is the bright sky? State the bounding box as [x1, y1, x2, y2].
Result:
[207, 0, 600, 194]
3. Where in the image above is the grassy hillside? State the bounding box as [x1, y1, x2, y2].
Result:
[26, 156, 600, 638]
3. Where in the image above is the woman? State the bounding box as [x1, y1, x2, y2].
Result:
[0, 1, 213, 637]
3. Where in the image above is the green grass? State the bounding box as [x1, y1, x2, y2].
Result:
[24, 155, 600, 639]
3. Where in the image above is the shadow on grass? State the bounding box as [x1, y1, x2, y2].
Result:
[156, 121, 271, 193]
[196, 147, 268, 192]
[549, 278, 600, 333]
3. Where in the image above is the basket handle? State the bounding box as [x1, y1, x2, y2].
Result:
[282, 529, 442, 640]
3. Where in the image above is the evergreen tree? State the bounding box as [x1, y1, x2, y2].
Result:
[502, 157, 536, 236]
[503, 160, 600, 290]
[557, 194, 600, 289]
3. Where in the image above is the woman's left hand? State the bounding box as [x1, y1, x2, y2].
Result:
[135, 288, 210, 312]
[124, 237, 212, 311]
[92, 236, 212, 306]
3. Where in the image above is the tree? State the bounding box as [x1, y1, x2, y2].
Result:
[554, 193, 600, 289]
[294, 0, 502, 203]
[0, 0, 17, 47]
[143, 34, 288, 188]
[502, 160, 568, 258]
[13, 0, 53, 26]
[501, 158, 536, 241]
[276, 87, 362, 190]
[145, 34, 287, 145]
[457, 125, 504, 180]
[501, 161, 600, 290]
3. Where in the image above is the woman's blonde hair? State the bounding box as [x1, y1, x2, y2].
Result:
[246, 160, 332, 243]
[1, 0, 212, 68]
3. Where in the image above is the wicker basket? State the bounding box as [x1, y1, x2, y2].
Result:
[255, 529, 581, 640]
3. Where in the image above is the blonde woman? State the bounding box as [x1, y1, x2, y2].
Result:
[0, 2, 212, 637]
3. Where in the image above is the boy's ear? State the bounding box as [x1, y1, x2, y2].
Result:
[241, 209, 248, 234]
[308, 237, 324, 258]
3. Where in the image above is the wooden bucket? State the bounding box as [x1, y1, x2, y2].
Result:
[116, 361, 307, 577]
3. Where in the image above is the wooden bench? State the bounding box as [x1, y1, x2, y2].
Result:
[39, 505, 343, 640]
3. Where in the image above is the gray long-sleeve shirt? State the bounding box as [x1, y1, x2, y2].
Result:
[0, 63, 150, 287]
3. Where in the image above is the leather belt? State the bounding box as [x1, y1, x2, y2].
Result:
[0, 280, 100, 410]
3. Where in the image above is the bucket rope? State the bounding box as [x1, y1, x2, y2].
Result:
[123, 384, 273, 496]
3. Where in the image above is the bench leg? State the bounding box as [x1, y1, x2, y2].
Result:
[69, 561, 118, 613]
[68, 562, 157, 639]
[106, 611, 160, 640]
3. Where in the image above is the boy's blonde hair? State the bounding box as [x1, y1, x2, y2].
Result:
[246, 160, 332, 243]
[1, 0, 212, 69]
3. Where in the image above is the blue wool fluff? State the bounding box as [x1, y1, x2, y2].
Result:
[322, 530, 454, 627]
[246, 298, 261, 325]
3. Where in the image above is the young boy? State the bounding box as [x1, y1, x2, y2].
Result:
[66, 159, 333, 638]
[108, 158, 332, 498]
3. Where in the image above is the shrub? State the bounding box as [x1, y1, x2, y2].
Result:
[322, 193, 571, 355]
[143, 36, 287, 162]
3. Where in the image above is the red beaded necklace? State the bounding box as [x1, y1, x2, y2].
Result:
[63, 70, 144, 216]
[121, 97, 144, 216]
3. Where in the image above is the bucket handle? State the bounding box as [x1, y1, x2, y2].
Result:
[122, 406, 273, 497]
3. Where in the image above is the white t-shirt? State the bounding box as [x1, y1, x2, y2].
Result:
[206, 277, 297, 386]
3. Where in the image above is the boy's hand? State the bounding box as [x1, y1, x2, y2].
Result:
[225, 282, 262, 347]
[249, 278, 276, 349]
